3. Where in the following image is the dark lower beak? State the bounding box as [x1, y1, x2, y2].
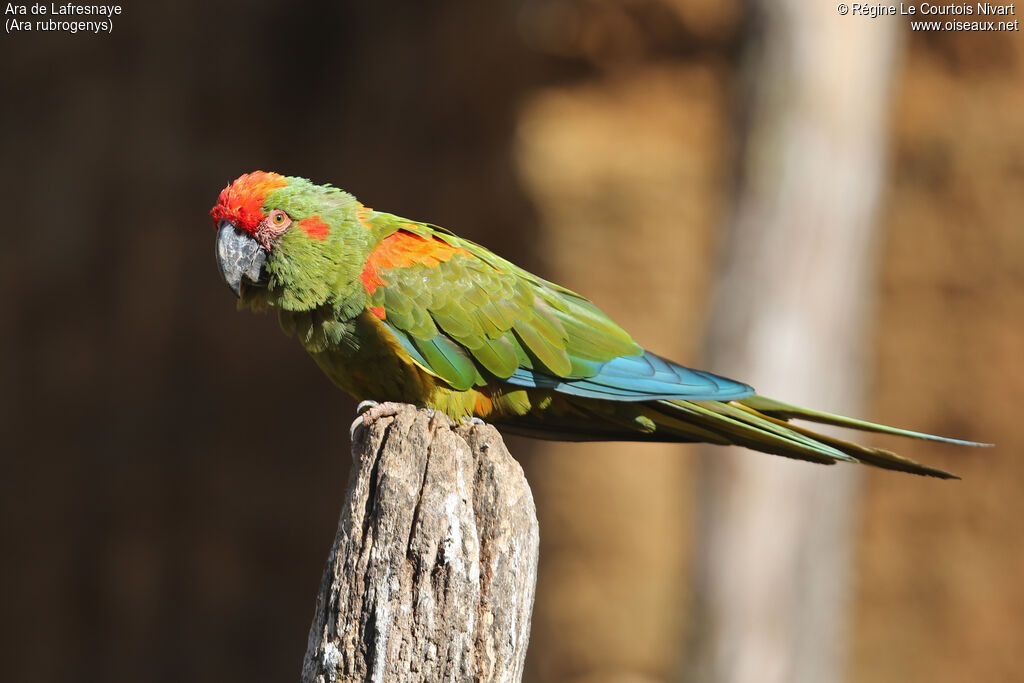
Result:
[215, 221, 267, 297]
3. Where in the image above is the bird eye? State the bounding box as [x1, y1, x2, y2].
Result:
[269, 209, 290, 228]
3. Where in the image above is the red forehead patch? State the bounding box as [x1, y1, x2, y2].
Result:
[210, 171, 288, 233]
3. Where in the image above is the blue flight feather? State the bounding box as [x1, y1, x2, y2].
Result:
[505, 351, 754, 402]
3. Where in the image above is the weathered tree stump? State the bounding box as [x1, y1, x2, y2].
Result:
[301, 405, 539, 683]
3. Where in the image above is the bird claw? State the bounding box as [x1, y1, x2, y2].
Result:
[349, 401, 406, 439]
[427, 409, 455, 432]
[356, 400, 379, 414]
[460, 416, 486, 427]
[348, 414, 363, 440]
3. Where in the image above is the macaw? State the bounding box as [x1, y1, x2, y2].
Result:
[211, 171, 982, 478]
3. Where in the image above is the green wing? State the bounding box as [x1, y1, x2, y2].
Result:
[365, 221, 641, 391]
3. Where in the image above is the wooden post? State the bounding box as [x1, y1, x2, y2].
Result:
[301, 405, 539, 683]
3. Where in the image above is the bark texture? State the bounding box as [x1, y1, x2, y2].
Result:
[301, 406, 539, 683]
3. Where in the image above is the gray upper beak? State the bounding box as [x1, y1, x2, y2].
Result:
[215, 220, 267, 297]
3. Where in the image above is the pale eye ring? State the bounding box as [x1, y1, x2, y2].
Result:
[269, 209, 291, 229]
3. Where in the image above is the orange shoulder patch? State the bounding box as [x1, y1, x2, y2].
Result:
[360, 231, 471, 295]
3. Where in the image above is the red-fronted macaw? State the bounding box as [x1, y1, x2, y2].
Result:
[212, 171, 982, 478]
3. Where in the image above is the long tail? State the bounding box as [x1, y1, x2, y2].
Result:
[646, 395, 989, 479]
[492, 392, 988, 478]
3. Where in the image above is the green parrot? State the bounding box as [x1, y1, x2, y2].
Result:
[212, 171, 982, 478]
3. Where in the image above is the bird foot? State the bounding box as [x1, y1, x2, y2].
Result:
[349, 401, 407, 439]
[460, 416, 486, 427]
[427, 408, 456, 432]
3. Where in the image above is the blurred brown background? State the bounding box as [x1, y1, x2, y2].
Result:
[1, 1, 1020, 682]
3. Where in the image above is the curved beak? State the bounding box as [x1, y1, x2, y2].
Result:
[215, 220, 267, 297]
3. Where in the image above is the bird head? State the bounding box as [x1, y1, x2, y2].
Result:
[210, 171, 369, 311]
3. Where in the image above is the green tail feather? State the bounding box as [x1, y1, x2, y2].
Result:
[675, 394, 990, 479]
[739, 396, 990, 447]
